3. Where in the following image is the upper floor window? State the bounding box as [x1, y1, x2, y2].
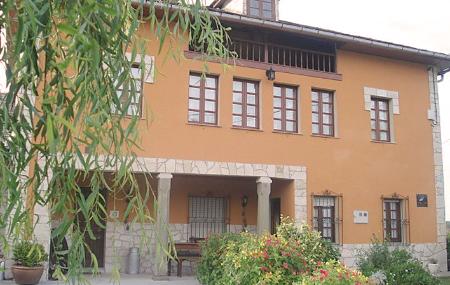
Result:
[273, 85, 298, 133]
[312, 90, 334, 136]
[233, 79, 259, 129]
[247, 0, 275, 20]
[371, 98, 390, 142]
[383, 199, 402, 242]
[313, 196, 337, 243]
[115, 63, 143, 117]
[188, 73, 218, 125]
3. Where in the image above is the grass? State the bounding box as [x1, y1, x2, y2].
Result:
[440, 277, 450, 285]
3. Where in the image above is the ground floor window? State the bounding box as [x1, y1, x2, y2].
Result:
[188, 196, 229, 241]
[313, 196, 337, 243]
[383, 199, 402, 242]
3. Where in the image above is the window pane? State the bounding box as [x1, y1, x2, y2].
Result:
[189, 111, 200, 122]
[274, 86, 281, 97]
[189, 99, 200, 110]
[371, 130, 377, 140]
[205, 89, 216, 100]
[233, 92, 242, 103]
[190, 75, 201, 86]
[312, 113, 319, 123]
[286, 121, 295, 132]
[379, 111, 387, 120]
[249, 7, 259, 16]
[323, 103, 331, 113]
[312, 124, 319, 134]
[323, 125, 331, 135]
[262, 2, 272, 10]
[247, 82, 256, 93]
[312, 91, 319, 101]
[233, 81, 242, 91]
[204, 113, 215, 124]
[250, 0, 259, 8]
[205, 101, 216, 112]
[371, 120, 376, 129]
[247, 94, 256, 105]
[205, 77, 216, 88]
[379, 101, 388, 110]
[370, 110, 376, 119]
[286, 99, 294, 109]
[274, 109, 282, 119]
[323, 114, 331, 124]
[247, 117, 256, 128]
[247, 106, 256, 116]
[233, 115, 242, 126]
[380, 121, 388, 131]
[286, 88, 294, 98]
[312, 102, 319, 112]
[274, 98, 281, 108]
[286, 110, 295, 120]
[370, 100, 375, 109]
[274, 120, 282, 130]
[233, 104, 242, 114]
[322, 92, 331, 103]
[262, 10, 272, 18]
[189, 87, 200, 98]
[380, 132, 388, 141]
[131, 67, 141, 79]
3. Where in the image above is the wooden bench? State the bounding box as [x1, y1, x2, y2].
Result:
[168, 242, 201, 277]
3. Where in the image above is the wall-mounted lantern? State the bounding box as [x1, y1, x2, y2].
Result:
[241, 195, 249, 208]
[266, 67, 276, 81]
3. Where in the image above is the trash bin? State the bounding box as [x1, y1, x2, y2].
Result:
[127, 247, 140, 274]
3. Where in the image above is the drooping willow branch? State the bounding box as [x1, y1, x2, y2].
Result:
[0, 0, 234, 282]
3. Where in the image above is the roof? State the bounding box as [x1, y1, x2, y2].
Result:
[207, 8, 450, 75]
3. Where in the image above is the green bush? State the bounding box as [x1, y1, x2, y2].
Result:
[297, 260, 368, 285]
[357, 241, 438, 285]
[13, 240, 48, 267]
[197, 219, 342, 285]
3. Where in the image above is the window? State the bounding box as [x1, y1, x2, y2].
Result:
[371, 98, 390, 142]
[273, 85, 298, 133]
[115, 63, 143, 117]
[188, 73, 218, 125]
[188, 196, 229, 241]
[312, 90, 334, 136]
[313, 196, 336, 242]
[248, 0, 275, 19]
[233, 79, 259, 129]
[383, 199, 402, 242]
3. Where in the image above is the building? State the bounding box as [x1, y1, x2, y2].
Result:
[16, 0, 450, 279]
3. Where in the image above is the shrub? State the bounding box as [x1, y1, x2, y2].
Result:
[298, 260, 368, 285]
[197, 220, 343, 285]
[13, 240, 48, 267]
[357, 241, 438, 285]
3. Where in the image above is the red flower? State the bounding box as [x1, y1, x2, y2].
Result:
[282, 262, 289, 269]
[263, 251, 269, 260]
[320, 269, 329, 278]
[260, 266, 269, 272]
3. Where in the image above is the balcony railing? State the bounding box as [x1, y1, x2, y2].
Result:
[231, 39, 336, 73]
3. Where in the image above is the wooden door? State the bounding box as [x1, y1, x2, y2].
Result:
[78, 187, 106, 268]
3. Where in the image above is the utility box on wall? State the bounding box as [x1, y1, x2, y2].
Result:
[353, 210, 369, 224]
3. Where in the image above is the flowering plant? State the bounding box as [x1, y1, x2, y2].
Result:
[298, 260, 368, 285]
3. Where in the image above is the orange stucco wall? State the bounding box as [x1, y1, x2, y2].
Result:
[100, 22, 437, 244]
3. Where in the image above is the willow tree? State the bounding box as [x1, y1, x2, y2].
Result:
[0, 0, 233, 282]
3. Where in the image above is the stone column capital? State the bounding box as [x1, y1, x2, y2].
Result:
[256, 176, 272, 184]
[157, 172, 173, 180]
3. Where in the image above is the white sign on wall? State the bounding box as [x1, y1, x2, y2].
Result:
[353, 210, 369, 224]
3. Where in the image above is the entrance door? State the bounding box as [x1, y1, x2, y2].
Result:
[270, 198, 281, 234]
[78, 187, 106, 268]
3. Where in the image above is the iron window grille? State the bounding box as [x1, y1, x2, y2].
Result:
[382, 195, 410, 244]
[188, 196, 230, 242]
[311, 191, 343, 244]
[312, 90, 335, 136]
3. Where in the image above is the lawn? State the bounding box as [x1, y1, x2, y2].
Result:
[440, 277, 450, 285]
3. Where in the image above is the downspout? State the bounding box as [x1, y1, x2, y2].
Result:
[428, 66, 439, 126]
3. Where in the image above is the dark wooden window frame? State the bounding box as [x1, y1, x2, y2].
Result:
[247, 0, 276, 20]
[188, 73, 219, 125]
[371, 97, 391, 142]
[383, 199, 402, 243]
[312, 89, 335, 137]
[116, 62, 144, 117]
[232, 78, 260, 129]
[273, 84, 298, 133]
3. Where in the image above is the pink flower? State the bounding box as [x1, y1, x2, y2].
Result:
[282, 262, 289, 269]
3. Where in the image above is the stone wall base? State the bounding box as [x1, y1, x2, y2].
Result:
[340, 243, 447, 272]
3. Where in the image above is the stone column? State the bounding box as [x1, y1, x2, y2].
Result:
[153, 173, 172, 279]
[256, 177, 272, 235]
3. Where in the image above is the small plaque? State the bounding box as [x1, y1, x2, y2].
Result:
[416, 194, 428, 207]
[110, 210, 120, 218]
[353, 210, 369, 224]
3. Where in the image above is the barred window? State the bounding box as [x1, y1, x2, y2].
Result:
[313, 196, 336, 242]
[383, 199, 402, 242]
[188, 196, 229, 241]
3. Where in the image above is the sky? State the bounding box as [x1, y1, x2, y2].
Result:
[278, 0, 450, 219]
[1, 1, 450, 217]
